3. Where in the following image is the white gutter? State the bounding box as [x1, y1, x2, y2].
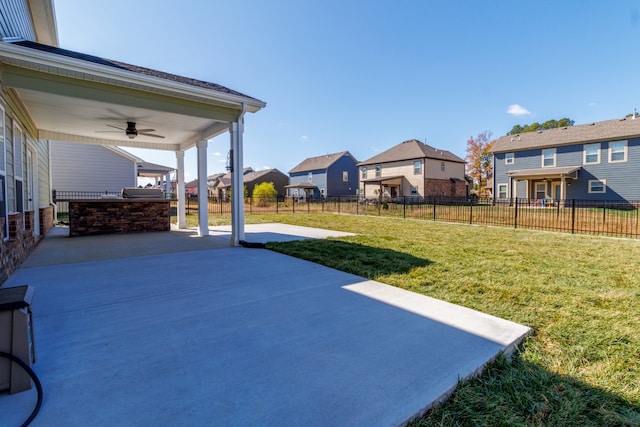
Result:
[0, 41, 266, 112]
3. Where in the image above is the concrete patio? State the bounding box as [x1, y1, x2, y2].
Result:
[0, 224, 530, 426]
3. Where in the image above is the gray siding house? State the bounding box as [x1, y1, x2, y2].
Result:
[491, 116, 640, 202]
[287, 151, 359, 199]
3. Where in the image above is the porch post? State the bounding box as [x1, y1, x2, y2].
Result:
[165, 172, 171, 199]
[197, 140, 209, 237]
[560, 175, 566, 208]
[230, 118, 245, 246]
[176, 150, 186, 229]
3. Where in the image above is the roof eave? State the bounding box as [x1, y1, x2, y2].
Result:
[0, 41, 266, 112]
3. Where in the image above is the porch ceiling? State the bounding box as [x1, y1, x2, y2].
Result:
[0, 40, 265, 151]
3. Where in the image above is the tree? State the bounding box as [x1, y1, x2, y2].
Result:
[252, 182, 277, 207]
[465, 131, 495, 195]
[507, 117, 574, 135]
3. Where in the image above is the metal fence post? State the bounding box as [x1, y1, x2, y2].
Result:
[433, 197, 437, 221]
[403, 197, 406, 219]
[571, 199, 576, 234]
[514, 198, 518, 229]
[469, 200, 473, 224]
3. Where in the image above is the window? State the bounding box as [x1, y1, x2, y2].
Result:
[609, 140, 627, 163]
[535, 182, 546, 199]
[505, 152, 514, 165]
[410, 185, 418, 195]
[375, 165, 381, 177]
[583, 143, 600, 164]
[588, 179, 606, 193]
[342, 171, 348, 182]
[440, 162, 445, 172]
[13, 123, 24, 213]
[307, 172, 312, 182]
[361, 167, 367, 179]
[542, 148, 556, 167]
[414, 160, 421, 175]
[497, 183, 508, 199]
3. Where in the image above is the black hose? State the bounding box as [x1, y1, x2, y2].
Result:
[0, 351, 43, 427]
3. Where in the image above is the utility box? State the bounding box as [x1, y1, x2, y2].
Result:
[0, 285, 35, 394]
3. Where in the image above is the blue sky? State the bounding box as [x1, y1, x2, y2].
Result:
[53, 0, 640, 182]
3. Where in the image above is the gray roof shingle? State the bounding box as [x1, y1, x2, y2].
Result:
[358, 139, 464, 166]
[492, 117, 640, 153]
[288, 151, 357, 174]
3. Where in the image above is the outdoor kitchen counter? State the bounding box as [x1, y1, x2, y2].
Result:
[68, 199, 174, 237]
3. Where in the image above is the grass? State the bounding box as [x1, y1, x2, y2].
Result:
[237, 213, 640, 426]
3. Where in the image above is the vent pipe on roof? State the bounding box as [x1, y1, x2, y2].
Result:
[634, 108, 638, 119]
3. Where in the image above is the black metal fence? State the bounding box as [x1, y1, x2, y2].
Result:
[171, 195, 640, 239]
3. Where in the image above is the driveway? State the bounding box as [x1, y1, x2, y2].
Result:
[0, 224, 529, 426]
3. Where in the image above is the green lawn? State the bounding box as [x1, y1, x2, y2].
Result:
[244, 213, 640, 426]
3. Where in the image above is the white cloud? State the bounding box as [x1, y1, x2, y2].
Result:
[212, 152, 221, 156]
[587, 102, 598, 107]
[262, 165, 271, 170]
[301, 135, 308, 141]
[507, 104, 532, 116]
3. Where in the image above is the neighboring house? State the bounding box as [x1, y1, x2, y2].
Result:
[491, 115, 640, 202]
[214, 167, 254, 200]
[244, 169, 289, 196]
[51, 142, 173, 195]
[287, 151, 359, 199]
[213, 167, 288, 199]
[358, 139, 467, 200]
[206, 172, 225, 197]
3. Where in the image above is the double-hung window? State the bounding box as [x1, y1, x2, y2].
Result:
[542, 148, 556, 167]
[505, 152, 514, 165]
[583, 143, 600, 164]
[361, 167, 367, 179]
[413, 160, 421, 175]
[497, 183, 508, 199]
[375, 165, 381, 177]
[609, 141, 627, 163]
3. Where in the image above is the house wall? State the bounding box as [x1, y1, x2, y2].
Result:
[289, 171, 325, 198]
[326, 155, 358, 197]
[0, 0, 36, 41]
[51, 142, 137, 193]
[361, 160, 422, 199]
[425, 158, 465, 180]
[494, 136, 640, 201]
[0, 83, 52, 285]
[248, 170, 288, 196]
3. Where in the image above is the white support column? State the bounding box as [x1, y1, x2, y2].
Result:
[560, 175, 566, 208]
[197, 140, 209, 237]
[165, 173, 171, 199]
[31, 151, 40, 237]
[230, 121, 245, 246]
[176, 150, 186, 229]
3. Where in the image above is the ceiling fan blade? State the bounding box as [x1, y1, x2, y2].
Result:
[95, 130, 122, 133]
[106, 124, 125, 130]
[139, 132, 165, 139]
[137, 128, 156, 133]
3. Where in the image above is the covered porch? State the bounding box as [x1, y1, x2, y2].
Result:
[0, 40, 265, 245]
[361, 175, 404, 200]
[506, 166, 581, 206]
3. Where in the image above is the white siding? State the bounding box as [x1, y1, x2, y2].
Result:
[51, 142, 138, 192]
[0, 0, 36, 41]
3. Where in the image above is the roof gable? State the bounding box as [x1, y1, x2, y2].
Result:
[288, 151, 357, 174]
[359, 139, 464, 165]
[492, 117, 640, 153]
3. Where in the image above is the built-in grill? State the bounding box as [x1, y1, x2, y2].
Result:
[121, 188, 165, 199]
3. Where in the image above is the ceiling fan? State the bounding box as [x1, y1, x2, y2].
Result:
[97, 121, 165, 139]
